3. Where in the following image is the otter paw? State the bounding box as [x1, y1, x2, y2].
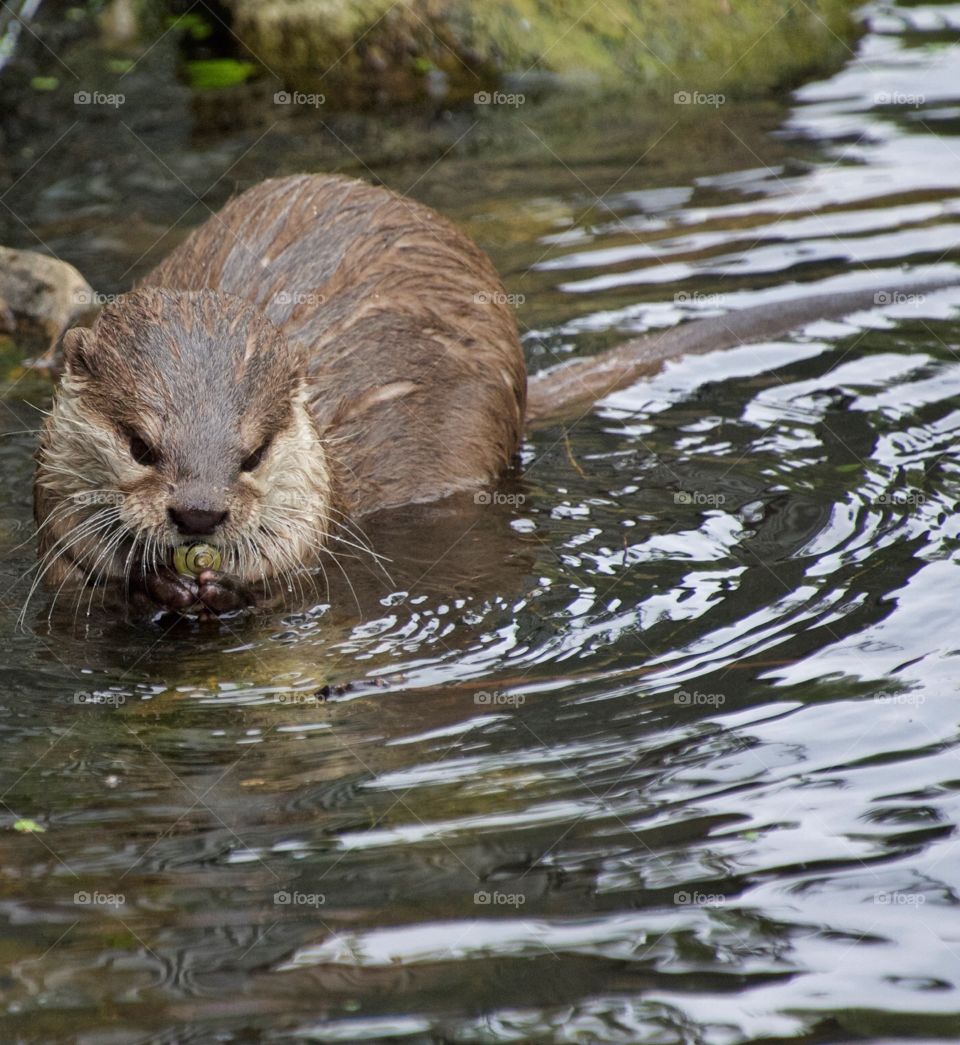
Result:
[196, 570, 255, 615]
[139, 566, 202, 614]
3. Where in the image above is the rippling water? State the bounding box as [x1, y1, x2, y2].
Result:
[2, 2, 960, 1041]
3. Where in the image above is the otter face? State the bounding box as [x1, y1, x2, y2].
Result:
[35, 289, 333, 596]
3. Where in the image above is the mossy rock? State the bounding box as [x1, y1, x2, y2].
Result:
[219, 0, 861, 107]
[0, 246, 98, 361]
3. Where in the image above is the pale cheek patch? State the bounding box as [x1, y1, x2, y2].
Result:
[35, 392, 160, 582]
[237, 392, 332, 579]
[60, 388, 169, 528]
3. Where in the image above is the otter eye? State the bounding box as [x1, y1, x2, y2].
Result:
[129, 434, 158, 467]
[241, 439, 271, 472]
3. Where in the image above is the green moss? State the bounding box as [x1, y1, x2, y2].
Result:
[164, 11, 215, 41]
[219, 0, 860, 106]
[185, 58, 259, 91]
[12, 818, 45, 833]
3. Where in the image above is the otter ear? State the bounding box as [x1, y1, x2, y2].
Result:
[61, 327, 95, 377]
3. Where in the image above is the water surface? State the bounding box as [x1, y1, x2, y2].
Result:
[2, 2, 960, 1041]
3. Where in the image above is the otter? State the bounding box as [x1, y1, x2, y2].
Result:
[31, 173, 958, 620]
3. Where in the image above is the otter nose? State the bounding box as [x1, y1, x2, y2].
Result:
[168, 505, 228, 536]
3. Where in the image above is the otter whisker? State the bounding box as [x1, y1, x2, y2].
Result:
[34, 488, 124, 526]
[35, 509, 122, 586]
[6, 504, 89, 561]
[264, 500, 392, 585]
[23, 507, 123, 626]
[24, 505, 121, 588]
[83, 532, 127, 617]
[77, 524, 130, 623]
[323, 548, 363, 615]
[258, 510, 316, 570]
[254, 522, 305, 604]
[116, 528, 147, 602]
[275, 505, 392, 597]
[321, 502, 383, 555]
[247, 526, 292, 601]
[19, 400, 55, 416]
[261, 509, 361, 614]
[38, 464, 108, 486]
[296, 502, 392, 570]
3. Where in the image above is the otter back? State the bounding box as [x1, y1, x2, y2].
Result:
[142, 174, 526, 516]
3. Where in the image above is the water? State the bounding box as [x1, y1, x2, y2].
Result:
[2, 2, 960, 1041]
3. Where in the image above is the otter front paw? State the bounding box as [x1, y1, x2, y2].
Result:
[196, 570, 255, 615]
[135, 565, 202, 615]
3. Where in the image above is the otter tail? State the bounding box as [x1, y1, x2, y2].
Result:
[525, 269, 960, 427]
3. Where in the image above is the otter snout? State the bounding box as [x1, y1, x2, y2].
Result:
[168, 505, 228, 536]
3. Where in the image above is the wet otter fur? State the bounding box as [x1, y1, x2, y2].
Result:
[31, 172, 959, 620]
[33, 174, 524, 618]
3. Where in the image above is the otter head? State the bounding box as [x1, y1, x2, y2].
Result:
[36, 288, 333, 592]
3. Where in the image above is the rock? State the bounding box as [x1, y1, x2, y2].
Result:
[0, 246, 98, 364]
[217, 0, 861, 107]
[0, 297, 14, 334]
